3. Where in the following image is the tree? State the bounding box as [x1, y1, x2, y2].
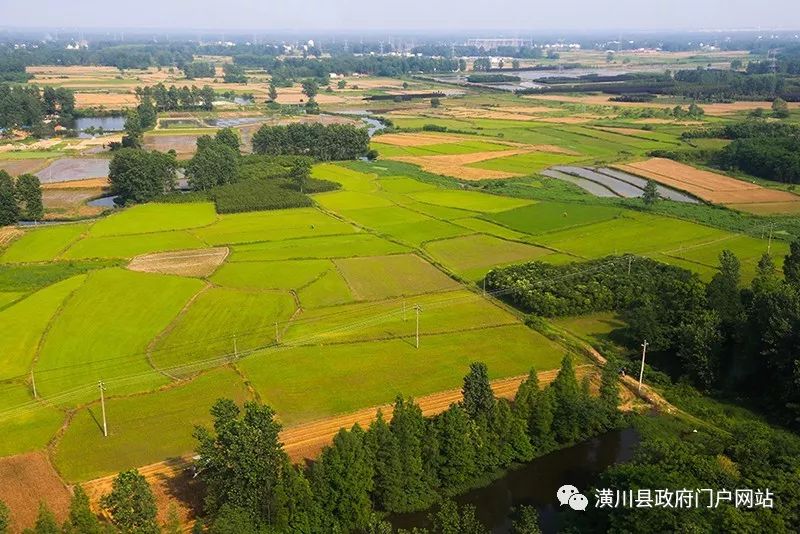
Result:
[688, 102, 704, 117]
[337, 79, 346, 89]
[31, 503, 59, 534]
[642, 180, 659, 205]
[194, 399, 288, 526]
[434, 404, 476, 492]
[186, 139, 238, 191]
[551, 355, 582, 444]
[512, 59, 520, 69]
[109, 148, 177, 204]
[222, 63, 247, 84]
[0, 170, 20, 226]
[511, 505, 542, 534]
[513, 368, 554, 451]
[772, 97, 790, 119]
[301, 79, 319, 99]
[783, 239, 800, 286]
[462, 362, 495, 420]
[430, 97, 441, 108]
[707, 250, 744, 326]
[304, 98, 320, 115]
[15, 173, 43, 221]
[289, 159, 311, 194]
[311, 425, 374, 532]
[101, 469, 159, 534]
[199, 86, 215, 111]
[432, 500, 488, 534]
[386, 396, 436, 512]
[0, 500, 8, 534]
[598, 361, 621, 429]
[268, 83, 278, 102]
[458, 59, 467, 72]
[491, 399, 533, 465]
[678, 309, 723, 388]
[121, 109, 143, 148]
[137, 94, 157, 130]
[214, 128, 241, 154]
[208, 505, 260, 534]
[731, 59, 743, 70]
[63, 485, 101, 534]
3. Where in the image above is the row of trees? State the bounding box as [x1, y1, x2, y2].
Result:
[0, 171, 43, 225]
[193, 358, 621, 533]
[251, 123, 370, 160]
[134, 84, 215, 112]
[0, 84, 75, 134]
[487, 244, 800, 430]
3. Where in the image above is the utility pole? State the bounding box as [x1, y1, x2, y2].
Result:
[233, 334, 238, 359]
[30, 370, 37, 399]
[98, 381, 108, 437]
[483, 277, 486, 296]
[414, 304, 422, 349]
[638, 340, 648, 393]
[275, 321, 280, 343]
[628, 256, 633, 276]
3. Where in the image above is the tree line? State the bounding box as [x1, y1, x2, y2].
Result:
[252, 123, 370, 161]
[487, 245, 800, 430]
[135, 84, 215, 112]
[0, 84, 75, 135]
[0, 170, 43, 225]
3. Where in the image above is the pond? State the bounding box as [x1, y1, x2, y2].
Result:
[87, 195, 119, 208]
[205, 117, 264, 128]
[74, 116, 126, 138]
[159, 118, 205, 129]
[389, 427, 639, 533]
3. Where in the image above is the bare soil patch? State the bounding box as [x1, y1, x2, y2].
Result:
[74, 92, 139, 109]
[0, 227, 24, 248]
[535, 116, 599, 124]
[42, 178, 110, 189]
[0, 452, 71, 533]
[393, 149, 534, 180]
[373, 132, 485, 147]
[128, 248, 229, 277]
[42, 188, 106, 219]
[144, 135, 199, 155]
[617, 158, 800, 208]
[0, 159, 50, 176]
[275, 86, 346, 105]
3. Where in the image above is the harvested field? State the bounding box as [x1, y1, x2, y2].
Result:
[371, 132, 479, 146]
[617, 158, 800, 209]
[143, 134, 200, 155]
[128, 247, 229, 277]
[393, 148, 560, 180]
[0, 452, 70, 533]
[534, 116, 599, 124]
[0, 159, 50, 176]
[42, 188, 106, 219]
[42, 177, 110, 189]
[35, 158, 110, 184]
[274, 86, 346, 105]
[0, 227, 23, 248]
[74, 92, 139, 109]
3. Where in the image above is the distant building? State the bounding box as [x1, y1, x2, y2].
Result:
[466, 38, 530, 50]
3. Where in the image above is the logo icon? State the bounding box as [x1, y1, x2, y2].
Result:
[557, 484, 588, 511]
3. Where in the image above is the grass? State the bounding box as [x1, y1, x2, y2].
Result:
[54, 368, 250, 481]
[382, 219, 474, 247]
[0, 384, 65, 457]
[89, 203, 217, 236]
[311, 164, 376, 192]
[410, 190, 534, 213]
[192, 207, 357, 246]
[334, 254, 459, 300]
[486, 202, 624, 235]
[150, 287, 295, 373]
[551, 312, 626, 347]
[0, 224, 89, 264]
[314, 191, 395, 211]
[0, 291, 23, 309]
[228, 234, 408, 262]
[239, 324, 566, 426]
[284, 289, 517, 344]
[338, 205, 430, 229]
[0, 275, 87, 380]
[424, 234, 554, 279]
[377, 176, 438, 194]
[0, 260, 121, 292]
[296, 269, 354, 308]
[34, 268, 204, 403]
[451, 217, 530, 240]
[371, 140, 513, 158]
[211, 260, 332, 290]
[61, 230, 207, 259]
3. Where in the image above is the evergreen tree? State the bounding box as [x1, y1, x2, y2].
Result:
[268, 83, 278, 102]
[137, 94, 158, 129]
[63, 485, 101, 534]
[14, 173, 43, 221]
[491, 399, 534, 465]
[311, 425, 374, 532]
[678, 310, 723, 388]
[214, 128, 241, 154]
[707, 250, 744, 326]
[0, 500, 8, 534]
[434, 404, 476, 492]
[101, 469, 159, 534]
[193, 400, 288, 527]
[598, 362, 621, 429]
[642, 180, 659, 205]
[462, 362, 495, 420]
[511, 505, 542, 534]
[551, 355, 582, 444]
[432, 500, 488, 534]
[0, 170, 19, 226]
[367, 410, 402, 511]
[121, 109, 143, 148]
[783, 239, 800, 286]
[387, 396, 437, 512]
[279, 461, 324, 533]
[31, 503, 59, 534]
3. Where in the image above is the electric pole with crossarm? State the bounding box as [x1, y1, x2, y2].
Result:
[638, 340, 648, 393]
[414, 304, 422, 349]
[99, 380, 108, 437]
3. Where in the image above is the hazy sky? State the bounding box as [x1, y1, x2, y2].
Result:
[2, 0, 800, 31]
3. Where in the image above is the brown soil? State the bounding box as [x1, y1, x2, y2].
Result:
[42, 178, 110, 189]
[0, 227, 23, 248]
[42, 188, 105, 219]
[372, 132, 485, 147]
[617, 158, 800, 207]
[74, 92, 140, 109]
[128, 248, 229, 277]
[143, 135, 200, 155]
[535, 116, 598, 124]
[594, 126, 651, 136]
[0, 452, 71, 533]
[0, 159, 50, 176]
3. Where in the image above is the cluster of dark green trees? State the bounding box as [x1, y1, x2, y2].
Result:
[222, 64, 247, 83]
[465, 74, 521, 83]
[0, 84, 75, 135]
[183, 62, 216, 79]
[0, 170, 43, 225]
[135, 84, 215, 112]
[193, 359, 621, 533]
[5, 42, 195, 70]
[488, 244, 800, 430]
[108, 148, 178, 204]
[252, 123, 370, 160]
[682, 121, 800, 184]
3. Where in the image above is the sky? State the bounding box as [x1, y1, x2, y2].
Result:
[1, 0, 799, 32]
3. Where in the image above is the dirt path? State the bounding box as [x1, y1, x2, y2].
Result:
[80, 366, 595, 525]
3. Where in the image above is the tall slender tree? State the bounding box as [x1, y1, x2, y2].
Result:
[15, 173, 43, 221]
[101, 470, 159, 534]
[462, 362, 495, 420]
[0, 171, 19, 226]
